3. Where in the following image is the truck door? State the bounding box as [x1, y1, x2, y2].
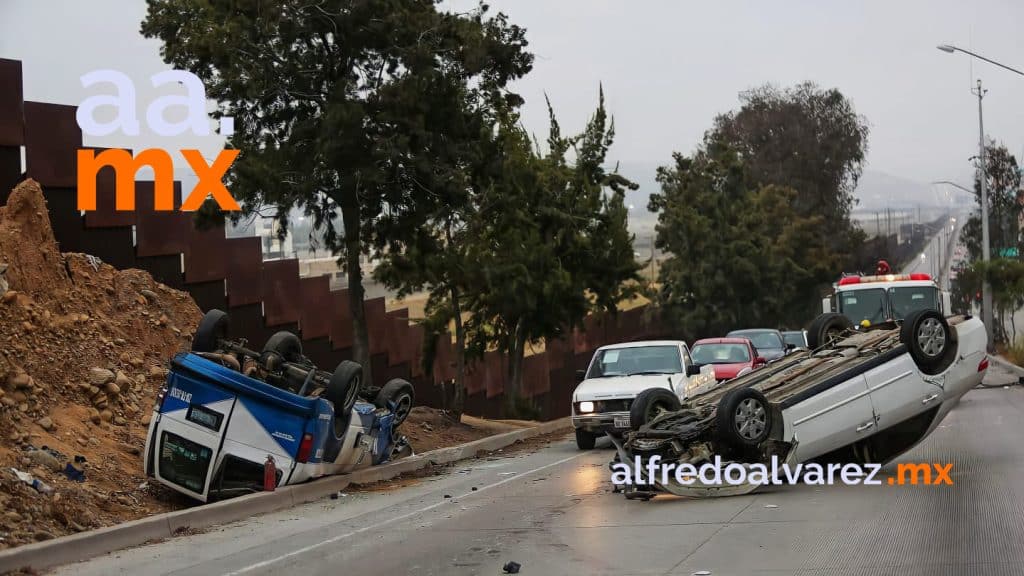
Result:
[787, 374, 876, 462]
[150, 374, 237, 502]
[863, 353, 943, 433]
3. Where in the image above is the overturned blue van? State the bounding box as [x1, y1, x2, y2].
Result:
[144, 310, 413, 502]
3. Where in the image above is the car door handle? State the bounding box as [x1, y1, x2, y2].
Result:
[921, 393, 940, 405]
[856, 421, 875, 433]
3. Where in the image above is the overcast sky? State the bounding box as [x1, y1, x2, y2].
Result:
[2, 0, 1023, 190]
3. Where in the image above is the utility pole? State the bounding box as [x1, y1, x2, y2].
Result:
[975, 79, 994, 351]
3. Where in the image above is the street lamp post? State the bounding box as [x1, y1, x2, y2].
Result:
[937, 45, 1024, 76]
[935, 43, 1024, 350]
[973, 80, 994, 351]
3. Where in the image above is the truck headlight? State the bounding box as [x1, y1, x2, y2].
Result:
[578, 401, 595, 413]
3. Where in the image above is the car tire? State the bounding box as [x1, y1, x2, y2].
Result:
[261, 331, 303, 370]
[806, 312, 853, 349]
[716, 387, 772, 449]
[326, 361, 363, 436]
[900, 309, 957, 375]
[630, 388, 682, 431]
[375, 378, 415, 427]
[575, 429, 597, 450]
[192, 309, 228, 353]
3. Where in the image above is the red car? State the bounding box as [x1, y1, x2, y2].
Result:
[690, 337, 767, 382]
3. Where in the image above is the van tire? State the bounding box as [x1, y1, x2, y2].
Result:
[807, 312, 853, 349]
[193, 309, 228, 353]
[261, 331, 303, 370]
[375, 379, 415, 426]
[630, 388, 682, 431]
[900, 309, 956, 375]
[327, 361, 363, 436]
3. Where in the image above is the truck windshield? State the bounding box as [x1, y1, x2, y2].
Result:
[890, 286, 939, 320]
[586, 345, 682, 378]
[838, 288, 886, 325]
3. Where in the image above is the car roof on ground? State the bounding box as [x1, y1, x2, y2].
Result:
[597, 340, 686, 351]
[693, 337, 751, 345]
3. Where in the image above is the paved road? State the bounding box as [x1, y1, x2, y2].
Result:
[53, 362, 1024, 576]
[901, 214, 963, 288]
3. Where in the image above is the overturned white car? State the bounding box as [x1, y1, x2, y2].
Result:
[610, 310, 988, 499]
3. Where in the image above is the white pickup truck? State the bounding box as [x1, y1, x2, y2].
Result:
[571, 341, 716, 449]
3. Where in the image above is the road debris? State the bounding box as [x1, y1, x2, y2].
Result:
[502, 560, 521, 574]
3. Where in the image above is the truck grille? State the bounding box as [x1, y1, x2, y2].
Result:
[576, 399, 633, 414]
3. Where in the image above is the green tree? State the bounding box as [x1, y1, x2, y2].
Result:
[650, 139, 825, 338]
[373, 89, 521, 421]
[652, 83, 870, 333]
[953, 258, 1024, 343]
[460, 92, 639, 415]
[960, 141, 1022, 262]
[142, 0, 532, 386]
[711, 83, 869, 227]
[709, 83, 869, 318]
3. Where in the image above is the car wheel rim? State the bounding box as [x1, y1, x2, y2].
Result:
[735, 398, 767, 440]
[917, 318, 946, 357]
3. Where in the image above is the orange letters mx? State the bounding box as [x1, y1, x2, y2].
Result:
[77, 148, 241, 212]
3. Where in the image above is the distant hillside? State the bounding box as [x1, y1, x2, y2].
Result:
[852, 171, 966, 212]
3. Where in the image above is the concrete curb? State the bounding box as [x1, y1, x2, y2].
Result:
[991, 354, 1024, 377]
[0, 417, 571, 574]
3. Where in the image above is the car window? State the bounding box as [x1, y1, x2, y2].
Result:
[838, 288, 886, 325]
[889, 286, 939, 320]
[729, 331, 783, 351]
[586, 345, 682, 378]
[691, 344, 751, 364]
[782, 332, 805, 347]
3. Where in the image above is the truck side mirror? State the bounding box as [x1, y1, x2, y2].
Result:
[755, 357, 767, 366]
[686, 364, 701, 376]
[821, 297, 832, 314]
[575, 369, 586, 383]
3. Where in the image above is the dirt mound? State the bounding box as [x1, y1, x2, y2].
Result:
[403, 407, 534, 453]
[0, 179, 202, 548]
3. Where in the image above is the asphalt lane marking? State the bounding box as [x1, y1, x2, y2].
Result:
[221, 450, 590, 576]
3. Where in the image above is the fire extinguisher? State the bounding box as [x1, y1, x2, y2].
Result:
[263, 455, 277, 492]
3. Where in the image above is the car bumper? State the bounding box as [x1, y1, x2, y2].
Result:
[572, 411, 632, 434]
